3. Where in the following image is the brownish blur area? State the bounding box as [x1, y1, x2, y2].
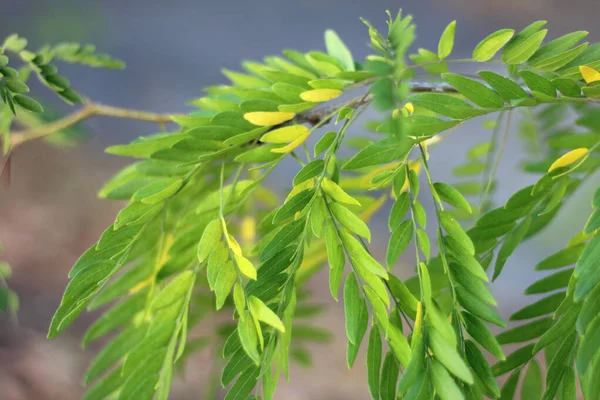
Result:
[0, 0, 596, 398]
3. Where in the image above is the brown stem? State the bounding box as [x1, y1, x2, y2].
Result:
[9, 103, 183, 147]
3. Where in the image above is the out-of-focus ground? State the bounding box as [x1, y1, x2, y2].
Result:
[0, 1, 598, 399]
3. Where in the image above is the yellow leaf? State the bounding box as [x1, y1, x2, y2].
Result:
[260, 125, 309, 144]
[413, 302, 423, 337]
[580, 66, 600, 84]
[548, 148, 589, 173]
[404, 102, 414, 115]
[243, 111, 295, 126]
[400, 161, 422, 194]
[271, 131, 310, 153]
[322, 178, 361, 206]
[299, 89, 342, 102]
[234, 254, 257, 280]
[240, 217, 256, 243]
[227, 234, 243, 257]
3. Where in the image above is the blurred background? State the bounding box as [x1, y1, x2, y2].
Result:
[0, 0, 597, 399]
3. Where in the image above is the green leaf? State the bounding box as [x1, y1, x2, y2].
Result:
[500, 369, 521, 400]
[388, 192, 410, 231]
[577, 283, 600, 334]
[132, 178, 183, 205]
[324, 29, 354, 71]
[4, 79, 29, 94]
[340, 230, 389, 282]
[442, 73, 505, 108]
[387, 275, 418, 317]
[314, 131, 337, 157]
[530, 43, 588, 72]
[208, 254, 236, 310]
[536, 244, 583, 271]
[273, 189, 313, 222]
[502, 24, 548, 64]
[457, 286, 505, 327]
[12, 94, 43, 112]
[405, 115, 460, 137]
[473, 29, 515, 62]
[260, 218, 305, 261]
[576, 315, 600, 375]
[409, 93, 482, 119]
[493, 216, 532, 280]
[522, 360, 543, 400]
[525, 268, 573, 294]
[342, 137, 413, 170]
[510, 292, 565, 320]
[248, 296, 285, 332]
[325, 224, 345, 301]
[197, 219, 223, 263]
[238, 310, 260, 365]
[497, 317, 553, 345]
[529, 31, 588, 65]
[380, 352, 399, 400]
[330, 202, 371, 242]
[344, 273, 366, 345]
[322, 178, 361, 206]
[293, 160, 325, 185]
[477, 71, 530, 101]
[430, 360, 465, 400]
[224, 367, 259, 400]
[346, 297, 369, 368]
[492, 344, 535, 376]
[465, 340, 500, 399]
[519, 71, 556, 98]
[233, 283, 246, 318]
[413, 200, 427, 228]
[574, 235, 600, 301]
[462, 312, 505, 360]
[428, 328, 474, 383]
[386, 220, 413, 267]
[367, 325, 382, 400]
[434, 182, 472, 213]
[438, 21, 456, 59]
[440, 210, 475, 255]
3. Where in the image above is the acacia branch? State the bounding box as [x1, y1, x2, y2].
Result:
[9, 103, 183, 147]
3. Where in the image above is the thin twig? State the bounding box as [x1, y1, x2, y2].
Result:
[9, 103, 183, 147]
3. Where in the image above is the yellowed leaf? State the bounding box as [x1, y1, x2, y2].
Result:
[240, 216, 256, 243]
[271, 131, 310, 153]
[234, 254, 257, 280]
[260, 125, 309, 143]
[227, 234, 243, 257]
[243, 111, 295, 126]
[580, 66, 600, 84]
[548, 148, 588, 173]
[299, 89, 342, 102]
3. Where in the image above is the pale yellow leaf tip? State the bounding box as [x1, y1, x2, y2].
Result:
[260, 125, 309, 144]
[271, 131, 311, 153]
[548, 148, 589, 173]
[243, 111, 295, 126]
[580, 66, 600, 84]
[299, 89, 342, 102]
